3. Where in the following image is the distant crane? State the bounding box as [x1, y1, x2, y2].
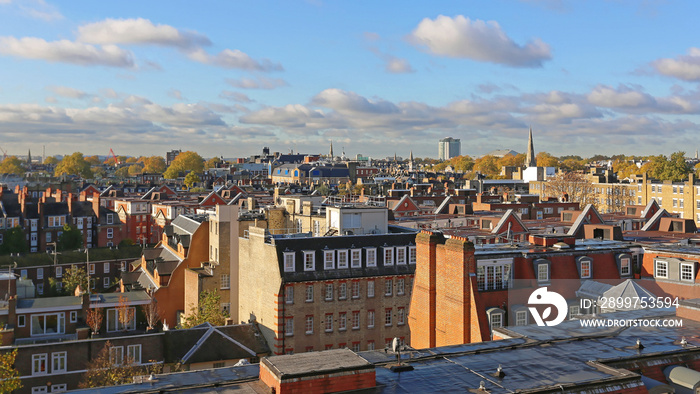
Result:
[0, 146, 7, 162]
[108, 148, 120, 166]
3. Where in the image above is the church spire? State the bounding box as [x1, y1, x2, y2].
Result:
[526, 126, 536, 167]
[329, 141, 334, 159]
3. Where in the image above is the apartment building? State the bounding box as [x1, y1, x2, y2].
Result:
[238, 204, 417, 355]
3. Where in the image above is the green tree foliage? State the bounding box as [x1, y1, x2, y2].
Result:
[92, 167, 107, 178]
[0, 156, 25, 175]
[163, 151, 204, 179]
[115, 166, 130, 178]
[640, 152, 689, 181]
[125, 157, 138, 163]
[0, 349, 21, 392]
[315, 184, 331, 196]
[54, 152, 93, 178]
[84, 155, 101, 166]
[559, 158, 587, 171]
[181, 289, 228, 328]
[127, 164, 144, 176]
[613, 158, 642, 180]
[44, 156, 59, 165]
[473, 155, 500, 178]
[535, 152, 558, 167]
[142, 156, 166, 174]
[0, 227, 27, 254]
[58, 224, 83, 251]
[205, 157, 222, 169]
[183, 172, 200, 189]
[63, 266, 89, 295]
[79, 341, 141, 388]
[496, 153, 525, 168]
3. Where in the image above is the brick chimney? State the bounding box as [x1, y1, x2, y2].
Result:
[92, 193, 101, 219]
[67, 193, 73, 214]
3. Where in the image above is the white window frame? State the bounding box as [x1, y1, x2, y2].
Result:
[351, 249, 361, 268]
[367, 310, 375, 328]
[305, 285, 314, 302]
[283, 252, 295, 272]
[515, 310, 527, 326]
[339, 312, 347, 331]
[337, 249, 349, 269]
[55, 266, 62, 278]
[109, 346, 124, 366]
[51, 351, 67, 373]
[397, 278, 405, 295]
[285, 286, 294, 304]
[32, 353, 48, 376]
[384, 279, 392, 296]
[537, 264, 549, 283]
[88, 264, 95, 275]
[338, 282, 347, 300]
[104, 262, 110, 274]
[127, 344, 141, 365]
[31, 313, 65, 336]
[220, 274, 230, 290]
[620, 258, 630, 276]
[324, 313, 333, 332]
[107, 228, 113, 239]
[409, 246, 417, 264]
[325, 283, 333, 301]
[37, 268, 43, 280]
[303, 251, 315, 271]
[580, 261, 591, 279]
[385, 308, 392, 327]
[681, 263, 694, 282]
[285, 317, 294, 336]
[305, 316, 314, 334]
[655, 260, 668, 279]
[569, 305, 580, 319]
[490, 312, 503, 329]
[367, 280, 374, 298]
[396, 247, 406, 265]
[366, 248, 377, 267]
[352, 310, 360, 329]
[397, 307, 405, 325]
[70, 311, 77, 323]
[383, 247, 394, 266]
[106, 307, 136, 332]
[103, 277, 110, 288]
[351, 281, 360, 299]
[324, 250, 335, 270]
[18, 315, 25, 327]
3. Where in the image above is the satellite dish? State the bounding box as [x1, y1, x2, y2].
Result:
[392, 337, 400, 353]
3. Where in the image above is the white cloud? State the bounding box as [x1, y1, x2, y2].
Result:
[0, 36, 134, 67]
[587, 84, 700, 114]
[219, 90, 253, 103]
[187, 48, 283, 72]
[168, 89, 184, 100]
[408, 15, 551, 67]
[78, 18, 211, 49]
[19, 0, 63, 21]
[385, 57, 414, 73]
[226, 76, 288, 89]
[49, 86, 88, 99]
[652, 48, 700, 81]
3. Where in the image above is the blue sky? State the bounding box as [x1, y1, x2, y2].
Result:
[1, 0, 700, 160]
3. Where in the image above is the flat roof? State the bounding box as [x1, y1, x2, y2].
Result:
[262, 348, 372, 379]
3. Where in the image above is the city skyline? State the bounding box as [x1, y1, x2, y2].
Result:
[1, 1, 700, 159]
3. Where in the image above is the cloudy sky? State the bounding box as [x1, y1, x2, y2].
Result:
[1, 0, 699, 160]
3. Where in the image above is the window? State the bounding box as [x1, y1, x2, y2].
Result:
[385, 279, 392, 296]
[367, 310, 375, 328]
[70, 311, 77, 323]
[46, 232, 51, 243]
[37, 268, 43, 280]
[681, 263, 694, 281]
[284, 252, 295, 272]
[397, 278, 405, 295]
[351, 249, 361, 268]
[324, 250, 335, 269]
[352, 342, 361, 352]
[367, 280, 375, 297]
[305, 316, 314, 334]
[336, 250, 348, 269]
[20, 269, 27, 279]
[31, 313, 65, 336]
[409, 246, 417, 264]
[18, 315, 25, 327]
[537, 263, 549, 282]
[32, 354, 47, 375]
[338, 282, 347, 300]
[37, 283, 44, 295]
[285, 286, 294, 304]
[366, 248, 377, 267]
[120, 261, 126, 272]
[352, 281, 360, 299]
[104, 262, 110, 274]
[655, 260, 668, 279]
[325, 283, 333, 301]
[477, 260, 513, 291]
[673, 199, 678, 208]
[285, 318, 294, 336]
[673, 186, 677, 194]
[305, 285, 314, 302]
[107, 307, 136, 332]
[383, 247, 394, 266]
[490, 313, 503, 329]
[569, 305, 580, 319]
[109, 346, 124, 365]
[55, 266, 62, 278]
[385, 308, 392, 326]
[89, 264, 95, 275]
[103, 277, 110, 288]
[580, 261, 591, 279]
[516, 310, 527, 326]
[303, 251, 315, 271]
[352, 311, 360, 329]
[52, 352, 66, 373]
[339, 312, 347, 331]
[396, 247, 406, 264]
[90, 278, 96, 289]
[222, 303, 230, 314]
[620, 258, 630, 276]
[107, 228, 113, 239]
[397, 307, 405, 325]
[325, 313, 333, 332]
[367, 341, 375, 350]
[32, 386, 48, 393]
[220, 274, 230, 290]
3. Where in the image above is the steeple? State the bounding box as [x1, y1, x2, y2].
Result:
[27, 149, 31, 165]
[526, 127, 536, 167]
[329, 141, 334, 159]
[409, 150, 414, 171]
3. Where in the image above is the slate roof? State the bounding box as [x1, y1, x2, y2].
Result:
[172, 215, 205, 236]
[164, 324, 269, 364]
[71, 201, 94, 217]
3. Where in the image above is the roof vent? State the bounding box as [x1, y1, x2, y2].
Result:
[635, 338, 644, 349]
[491, 364, 505, 379]
[478, 381, 486, 391]
[552, 242, 570, 250]
[681, 337, 688, 347]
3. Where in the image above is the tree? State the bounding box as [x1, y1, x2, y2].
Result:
[496, 153, 525, 168]
[205, 156, 222, 169]
[86, 308, 104, 334]
[58, 224, 83, 251]
[117, 295, 135, 331]
[142, 297, 162, 330]
[142, 156, 166, 174]
[64, 266, 89, 295]
[79, 341, 141, 388]
[125, 157, 138, 163]
[661, 151, 689, 181]
[183, 172, 200, 189]
[44, 156, 59, 165]
[473, 155, 500, 178]
[0, 227, 27, 255]
[127, 164, 144, 176]
[84, 155, 101, 166]
[536, 152, 558, 168]
[0, 349, 21, 392]
[0, 156, 25, 175]
[315, 184, 330, 196]
[545, 171, 595, 208]
[54, 152, 93, 178]
[181, 289, 228, 328]
[163, 151, 204, 179]
[115, 166, 130, 178]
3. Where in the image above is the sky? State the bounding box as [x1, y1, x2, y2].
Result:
[1, 0, 700, 160]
